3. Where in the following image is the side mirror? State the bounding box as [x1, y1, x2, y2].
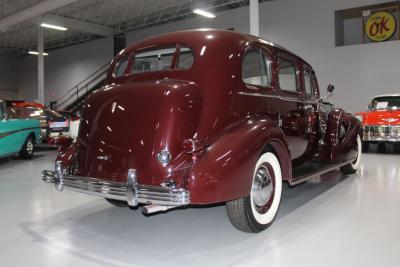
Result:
[327, 84, 335, 93]
[368, 104, 372, 110]
[323, 84, 335, 100]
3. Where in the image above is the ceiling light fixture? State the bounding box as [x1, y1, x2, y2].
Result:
[28, 51, 49, 56]
[193, 9, 216, 18]
[40, 23, 68, 31]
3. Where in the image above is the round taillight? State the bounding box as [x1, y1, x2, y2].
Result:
[157, 150, 171, 164]
[183, 139, 196, 153]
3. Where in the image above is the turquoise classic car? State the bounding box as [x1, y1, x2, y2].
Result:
[0, 100, 41, 159]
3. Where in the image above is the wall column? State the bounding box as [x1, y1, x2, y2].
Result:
[249, 0, 259, 36]
[37, 26, 44, 104]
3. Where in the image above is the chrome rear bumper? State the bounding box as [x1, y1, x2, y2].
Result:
[42, 162, 190, 207]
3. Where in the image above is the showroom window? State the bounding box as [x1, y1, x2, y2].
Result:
[131, 46, 176, 74]
[113, 55, 130, 77]
[277, 57, 298, 93]
[242, 49, 271, 87]
[175, 46, 194, 70]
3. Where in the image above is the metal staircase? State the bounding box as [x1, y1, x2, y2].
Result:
[53, 62, 109, 112]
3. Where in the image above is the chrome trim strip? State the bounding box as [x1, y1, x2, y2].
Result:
[290, 159, 355, 186]
[237, 91, 317, 104]
[41, 166, 190, 207]
[0, 126, 40, 140]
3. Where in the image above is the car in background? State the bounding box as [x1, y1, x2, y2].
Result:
[0, 100, 41, 159]
[7, 101, 70, 142]
[356, 94, 400, 152]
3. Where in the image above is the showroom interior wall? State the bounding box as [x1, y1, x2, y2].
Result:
[0, 52, 18, 99]
[13, 0, 400, 113]
[16, 36, 113, 102]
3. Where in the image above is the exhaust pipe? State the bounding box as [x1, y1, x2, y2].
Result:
[142, 205, 175, 214]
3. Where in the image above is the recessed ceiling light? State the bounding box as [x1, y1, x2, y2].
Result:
[193, 9, 216, 18]
[40, 23, 68, 31]
[28, 51, 49, 56]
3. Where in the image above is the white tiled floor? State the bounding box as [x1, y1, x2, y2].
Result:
[0, 146, 399, 267]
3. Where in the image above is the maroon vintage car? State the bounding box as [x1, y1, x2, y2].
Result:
[42, 29, 362, 233]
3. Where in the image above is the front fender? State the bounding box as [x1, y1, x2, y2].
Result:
[325, 109, 361, 161]
[188, 115, 291, 204]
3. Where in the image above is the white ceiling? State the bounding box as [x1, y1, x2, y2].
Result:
[0, 0, 264, 54]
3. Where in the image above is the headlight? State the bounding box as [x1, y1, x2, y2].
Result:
[355, 115, 363, 123]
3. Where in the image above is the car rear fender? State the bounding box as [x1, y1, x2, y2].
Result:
[188, 115, 291, 204]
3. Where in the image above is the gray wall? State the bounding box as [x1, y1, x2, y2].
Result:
[14, 0, 400, 113]
[17, 36, 113, 102]
[0, 52, 18, 99]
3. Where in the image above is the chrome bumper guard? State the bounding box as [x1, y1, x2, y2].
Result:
[41, 162, 190, 207]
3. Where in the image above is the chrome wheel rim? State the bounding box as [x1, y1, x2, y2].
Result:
[252, 164, 275, 213]
[27, 138, 34, 154]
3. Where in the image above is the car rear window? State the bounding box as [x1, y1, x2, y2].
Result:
[130, 45, 194, 74]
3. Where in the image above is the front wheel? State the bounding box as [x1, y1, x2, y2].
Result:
[19, 136, 34, 159]
[340, 135, 362, 174]
[226, 151, 282, 233]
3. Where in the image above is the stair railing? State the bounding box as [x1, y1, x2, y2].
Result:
[54, 61, 110, 111]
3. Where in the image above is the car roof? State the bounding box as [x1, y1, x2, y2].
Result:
[373, 94, 400, 99]
[122, 29, 311, 66]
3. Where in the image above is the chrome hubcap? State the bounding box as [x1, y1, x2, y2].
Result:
[252, 165, 273, 208]
[27, 139, 33, 154]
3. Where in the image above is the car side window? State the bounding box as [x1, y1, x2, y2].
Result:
[176, 46, 194, 70]
[304, 69, 314, 98]
[311, 73, 320, 98]
[0, 103, 5, 119]
[278, 56, 298, 93]
[242, 49, 271, 87]
[113, 55, 130, 77]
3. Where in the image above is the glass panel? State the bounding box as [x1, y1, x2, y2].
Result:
[114, 56, 129, 77]
[176, 47, 194, 70]
[373, 97, 400, 110]
[132, 47, 176, 74]
[278, 57, 297, 92]
[0, 103, 5, 119]
[242, 50, 270, 87]
[304, 70, 313, 97]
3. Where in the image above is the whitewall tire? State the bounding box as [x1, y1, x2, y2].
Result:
[340, 135, 362, 174]
[226, 151, 282, 233]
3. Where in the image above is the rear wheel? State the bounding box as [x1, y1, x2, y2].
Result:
[226, 151, 282, 233]
[340, 135, 362, 174]
[19, 136, 34, 159]
[105, 198, 128, 207]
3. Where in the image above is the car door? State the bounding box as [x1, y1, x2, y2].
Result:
[275, 53, 309, 160]
[302, 65, 319, 155]
[240, 45, 281, 126]
[0, 104, 27, 156]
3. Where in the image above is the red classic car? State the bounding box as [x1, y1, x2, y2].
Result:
[42, 29, 361, 233]
[356, 94, 400, 152]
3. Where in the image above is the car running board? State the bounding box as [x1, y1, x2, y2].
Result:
[289, 159, 355, 186]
